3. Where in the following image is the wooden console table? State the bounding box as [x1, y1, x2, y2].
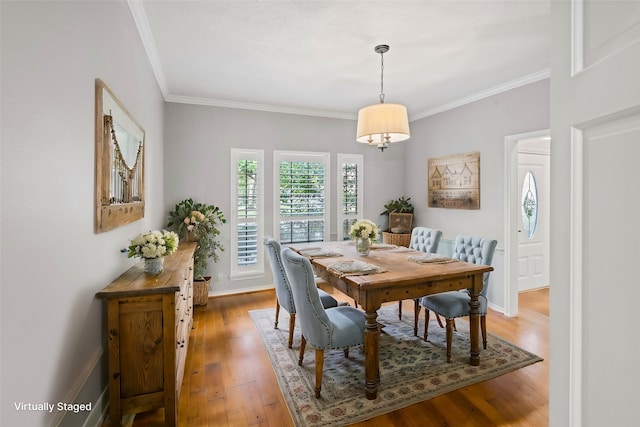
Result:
[96, 242, 197, 427]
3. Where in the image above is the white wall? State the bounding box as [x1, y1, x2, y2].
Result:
[404, 79, 550, 311]
[1, 2, 165, 425]
[163, 103, 405, 295]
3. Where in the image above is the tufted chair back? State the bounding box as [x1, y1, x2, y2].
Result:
[451, 235, 497, 296]
[409, 227, 443, 254]
[281, 247, 365, 398]
[264, 238, 296, 314]
[281, 248, 337, 349]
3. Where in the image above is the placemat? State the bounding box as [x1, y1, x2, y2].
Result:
[327, 260, 387, 277]
[407, 253, 457, 264]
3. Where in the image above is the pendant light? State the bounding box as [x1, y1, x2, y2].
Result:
[356, 44, 410, 151]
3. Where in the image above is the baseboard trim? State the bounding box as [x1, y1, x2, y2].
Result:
[52, 347, 103, 427]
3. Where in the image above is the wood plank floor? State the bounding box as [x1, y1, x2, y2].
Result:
[128, 286, 549, 426]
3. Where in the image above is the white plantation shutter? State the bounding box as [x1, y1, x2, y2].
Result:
[230, 149, 264, 279]
[337, 154, 364, 241]
[274, 151, 330, 243]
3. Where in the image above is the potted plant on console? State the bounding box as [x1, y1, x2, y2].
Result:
[167, 198, 226, 306]
[380, 196, 414, 247]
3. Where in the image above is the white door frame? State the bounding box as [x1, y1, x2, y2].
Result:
[504, 129, 550, 317]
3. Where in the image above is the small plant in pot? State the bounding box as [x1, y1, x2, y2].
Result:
[167, 198, 226, 305]
[381, 196, 414, 233]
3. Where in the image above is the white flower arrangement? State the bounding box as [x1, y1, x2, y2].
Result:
[349, 219, 379, 241]
[183, 210, 206, 232]
[128, 230, 179, 259]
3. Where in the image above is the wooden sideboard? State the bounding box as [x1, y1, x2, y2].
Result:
[96, 242, 197, 427]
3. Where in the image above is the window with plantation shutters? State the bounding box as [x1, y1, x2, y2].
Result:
[274, 151, 330, 243]
[230, 149, 264, 279]
[337, 154, 364, 240]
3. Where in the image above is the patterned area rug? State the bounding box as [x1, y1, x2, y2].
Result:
[249, 304, 542, 426]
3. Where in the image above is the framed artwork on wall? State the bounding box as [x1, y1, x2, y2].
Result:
[428, 151, 480, 209]
[95, 78, 146, 233]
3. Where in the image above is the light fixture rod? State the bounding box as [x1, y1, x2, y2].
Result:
[375, 44, 389, 104]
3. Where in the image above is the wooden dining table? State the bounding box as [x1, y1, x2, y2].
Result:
[289, 241, 493, 400]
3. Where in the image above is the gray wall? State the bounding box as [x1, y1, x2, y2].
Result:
[405, 79, 550, 241]
[405, 79, 550, 309]
[163, 103, 405, 294]
[1, 2, 165, 426]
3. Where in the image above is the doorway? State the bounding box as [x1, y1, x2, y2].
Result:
[504, 130, 550, 316]
[517, 139, 550, 291]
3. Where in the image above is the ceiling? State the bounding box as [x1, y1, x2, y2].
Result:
[132, 0, 550, 121]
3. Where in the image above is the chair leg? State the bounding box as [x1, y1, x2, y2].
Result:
[353, 299, 358, 308]
[344, 348, 349, 358]
[315, 349, 324, 398]
[298, 335, 307, 366]
[445, 318, 454, 363]
[288, 313, 296, 349]
[274, 301, 280, 329]
[481, 315, 487, 349]
[435, 313, 445, 328]
[398, 300, 403, 320]
[414, 298, 421, 336]
[423, 308, 430, 341]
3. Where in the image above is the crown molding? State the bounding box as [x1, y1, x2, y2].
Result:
[410, 69, 551, 121]
[165, 70, 550, 122]
[127, 0, 169, 98]
[165, 94, 357, 120]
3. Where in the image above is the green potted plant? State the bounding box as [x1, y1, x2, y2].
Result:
[380, 196, 415, 216]
[167, 198, 226, 306]
[380, 196, 414, 246]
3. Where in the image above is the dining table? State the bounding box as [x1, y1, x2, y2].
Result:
[289, 240, 493, 400]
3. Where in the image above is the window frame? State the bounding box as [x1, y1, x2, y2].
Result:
[230, 148, 265, 280]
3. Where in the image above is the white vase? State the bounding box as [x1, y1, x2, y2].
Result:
[144, 257, 164, 275]
[356, 237, 371, 256]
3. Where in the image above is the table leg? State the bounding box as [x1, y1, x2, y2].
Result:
[468, 274, 481, 366]
[364, 309, 380, 399]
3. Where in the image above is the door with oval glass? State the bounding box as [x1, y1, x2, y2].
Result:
[517, 141, 550, 291]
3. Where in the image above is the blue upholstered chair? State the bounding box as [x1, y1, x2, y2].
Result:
[281, 248, 365, 398]
[398, 227, 442, 321]
[418, 235, 497, 362]
[264, 238, 339, 349]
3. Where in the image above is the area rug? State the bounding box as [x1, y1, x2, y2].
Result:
[249, 305, 542, 426]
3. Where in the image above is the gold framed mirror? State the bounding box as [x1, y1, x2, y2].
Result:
[95, 79, 145, 233]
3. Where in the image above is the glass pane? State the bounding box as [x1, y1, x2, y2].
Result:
[279, 220, 325, 243]
[521, 171, 538, 239]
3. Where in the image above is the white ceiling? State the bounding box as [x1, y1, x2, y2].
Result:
[132, 0, 550, 120]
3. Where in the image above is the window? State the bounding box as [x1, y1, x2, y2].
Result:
[274, 151, 330, 243]
[337, 154, 364, 240]
[230, 149, 264, 279]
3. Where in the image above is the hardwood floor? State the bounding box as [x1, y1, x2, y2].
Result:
[129, 286, 549, 426]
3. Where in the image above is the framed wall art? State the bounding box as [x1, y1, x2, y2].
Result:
[428, 151, 480, 209]
[95, 78, 145, 233]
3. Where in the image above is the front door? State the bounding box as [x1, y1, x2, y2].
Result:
[517, 145, 550, 291]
